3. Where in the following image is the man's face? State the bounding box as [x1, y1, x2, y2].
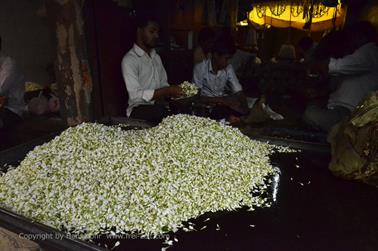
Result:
[139, 22, 159, 48]
[213, 53, 232, 70]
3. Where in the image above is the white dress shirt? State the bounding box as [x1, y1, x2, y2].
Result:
[193, 59, 242, 97]
[0, 55, 25, 116]
[328, 42, 378, 111]
[121, 44, 169, 116]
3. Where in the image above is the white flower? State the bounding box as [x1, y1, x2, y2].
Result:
[179, 81, 198, 97]
[0, 115, 287, 239]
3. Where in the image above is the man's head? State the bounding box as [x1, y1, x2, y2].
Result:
[211, 36, 236, 71]
[277, 44, 296, 61]
[136, 14, 160, 50]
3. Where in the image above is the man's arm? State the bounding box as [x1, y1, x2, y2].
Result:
[192, 63, 204, 91]
[154, 56, 183, 100]
[225, 65, 249, 114]
[152, 86, 182, 100]
[328, 49, 371, 76]
[226, 64, 243, 94]
[121, 56, 182, 102]
[310, 45, 372, 77]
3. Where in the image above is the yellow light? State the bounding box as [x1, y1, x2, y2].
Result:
[237, 20, 249, 26]
[249, 3, 346, 31]
[366, 5, 378, 28]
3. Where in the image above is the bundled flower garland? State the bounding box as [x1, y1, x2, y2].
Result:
[179, 81, 198, 98]
[0, 115, 279, 239]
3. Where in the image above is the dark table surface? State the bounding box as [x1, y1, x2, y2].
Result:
[94, 150, 378, 251]
[1, 132, 377, 251]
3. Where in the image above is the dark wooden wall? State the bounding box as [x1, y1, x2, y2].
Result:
[84, 0, 134, 118]
[84, 0, 175, 118]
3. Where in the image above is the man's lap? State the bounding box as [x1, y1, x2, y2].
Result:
[303, 105, 350, 131]
[130, 104, 170, 125]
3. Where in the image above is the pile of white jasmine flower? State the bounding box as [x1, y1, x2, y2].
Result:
[0, 115, 278, 239]
[179, 81, 198, 98]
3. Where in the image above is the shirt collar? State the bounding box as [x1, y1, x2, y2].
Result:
[207, 59, 216, 74]
[133, 44, 156, 58]
[207, 58, 225, 76]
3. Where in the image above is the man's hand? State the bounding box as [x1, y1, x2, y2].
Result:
[168, 85, 184, 99]
[153, 85, 184, 101]
[228, 115, 241, 125]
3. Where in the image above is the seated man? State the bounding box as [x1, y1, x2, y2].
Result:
[192, 36, 248, 120]
[0, 35, 25, 130]
[304, 21, 378, 131]
[122, 14, 182, 125]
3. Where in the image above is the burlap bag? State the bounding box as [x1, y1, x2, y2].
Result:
[328, 91, 378, 187]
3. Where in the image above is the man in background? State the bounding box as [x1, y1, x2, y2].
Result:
[193, 35, 248, 120]
[0, 35, 25, 130]
[121, 14, 183, 124]
[304, 21, 378, 131]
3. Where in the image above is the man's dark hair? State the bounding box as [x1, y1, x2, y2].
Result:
[212, 35, 236, 55]
[135, 12, 159, 29]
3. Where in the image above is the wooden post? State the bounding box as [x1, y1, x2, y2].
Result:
[46, 0, 94, 126]
[219, 0, 238, 27]
[193, 0, 205, 27]
[207, 0, 217, 26]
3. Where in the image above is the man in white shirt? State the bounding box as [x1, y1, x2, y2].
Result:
[193, 35, 248, 120]
[121, 15, 182, 124]
[304, 21, 378, 131]
[0, 35, 25, 130]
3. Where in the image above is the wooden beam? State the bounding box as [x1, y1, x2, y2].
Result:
[46, 0, 94, 126]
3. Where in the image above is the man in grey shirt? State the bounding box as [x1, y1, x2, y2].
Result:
[193, 35, 248, 120]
